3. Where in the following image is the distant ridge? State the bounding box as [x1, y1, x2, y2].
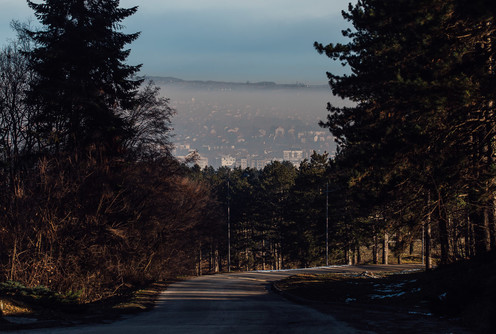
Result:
[147, 76, 328, 91]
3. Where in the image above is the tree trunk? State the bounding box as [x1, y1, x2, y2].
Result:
[10, 239, 17, 281]
[214, 247, 220, 272]
[471, 207, 491, 255]
[373, 234, 379, 264]
[209, 243, 213, 272]
[245, 229, 249, 271]
[483, 207, 492, 252]
[357, 242, 361, 265]
[382, 233, 389, 265]
[345, 245, 352, 265]
[425, 211, 432, 270]
[465, 215, 471, 258]
[197, 243, 202, 276]
[437, 202, 450, 265]
[262, 237, 266, 271]
[491, 194, 496, 250]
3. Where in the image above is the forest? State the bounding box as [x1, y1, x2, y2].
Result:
[190, 0, 496, 274]
[0, 1, 223, 301]
[1, 0, 496, 304]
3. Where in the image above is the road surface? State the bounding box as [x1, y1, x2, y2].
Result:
[14, 265, 421, 334]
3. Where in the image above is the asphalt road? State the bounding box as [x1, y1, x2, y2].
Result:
[17, 265, 422, 334]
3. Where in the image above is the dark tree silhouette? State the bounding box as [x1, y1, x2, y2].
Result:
[25, 0, 142, 153]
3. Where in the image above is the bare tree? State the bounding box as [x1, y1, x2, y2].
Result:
[120, 81, 175, 160]
[0, 22, 38, 187]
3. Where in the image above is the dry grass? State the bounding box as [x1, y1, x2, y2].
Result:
[275, 271, 426, 308]
[0, 281, 173, 331]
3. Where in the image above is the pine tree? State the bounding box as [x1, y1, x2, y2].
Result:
[315, 0, 496, 263]
[25, 0, 142, 153]
[288, 152, 330, 266]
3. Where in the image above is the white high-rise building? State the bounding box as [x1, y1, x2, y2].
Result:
[221, 155, 236, 168]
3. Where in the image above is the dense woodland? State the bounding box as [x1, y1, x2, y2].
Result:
[0, 0, 223, 301]
[194, 0, 496, 273]
[313, 0, 496, 268]
[1, 0, 496, 302]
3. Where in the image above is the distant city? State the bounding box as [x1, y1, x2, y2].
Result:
[153, 77, 346, 169]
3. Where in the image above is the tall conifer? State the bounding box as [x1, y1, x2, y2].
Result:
[25, 0, 142, 153]
[315, 0, 496, 262]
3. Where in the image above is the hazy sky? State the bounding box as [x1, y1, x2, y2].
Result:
[0, 0, 355, 84]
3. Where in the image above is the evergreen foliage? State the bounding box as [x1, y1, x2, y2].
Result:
[25, 0, 143, 153]
[315, 0, 496, 264]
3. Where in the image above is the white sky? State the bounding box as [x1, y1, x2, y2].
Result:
[0, 0, 355, 84]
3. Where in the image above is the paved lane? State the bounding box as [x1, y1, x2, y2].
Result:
[17, 265, 420, 334]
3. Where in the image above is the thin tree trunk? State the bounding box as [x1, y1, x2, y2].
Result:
[471, 206, 491, 255]
[10, 239, 17, 281]
[244, 229, 249, 271]
[356, 242, 361, 265]
[215, 247, 220, 272]
[483, 207, 491, 252]
[431, 180, 450, 265]
[425, 206, 432, 270]
[382, 233, 389, 265]
[209, 243, 213, 272]
[262, 237, 266, 271]
[373, 234, 379, 264]
[197, 242, 202, 276]
[345, 245, 352, 265]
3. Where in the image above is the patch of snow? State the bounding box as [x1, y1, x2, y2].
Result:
[399, 269, 423, 274]
[345, 298, 356, 303]
[369, 291, 406, 299]
[251, 264, 350, 273]
[254, 265, 349, 273]
[408, 311, 433, 316]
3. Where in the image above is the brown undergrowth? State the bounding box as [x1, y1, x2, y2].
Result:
[0, 280, 173, 331]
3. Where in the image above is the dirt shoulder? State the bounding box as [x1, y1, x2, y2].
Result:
[273, 265, 472, 334]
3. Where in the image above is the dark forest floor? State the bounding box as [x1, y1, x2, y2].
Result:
[273, 259, 496, 334]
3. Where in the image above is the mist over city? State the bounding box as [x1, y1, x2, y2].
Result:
[155, 77, 343, 168]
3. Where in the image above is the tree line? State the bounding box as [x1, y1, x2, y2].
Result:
[187, 152, 423, 274]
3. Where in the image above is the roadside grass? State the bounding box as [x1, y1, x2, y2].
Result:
[274, 270, 426, 308]
[275, 253, 496, 334]
[0, 280, 172, 330]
